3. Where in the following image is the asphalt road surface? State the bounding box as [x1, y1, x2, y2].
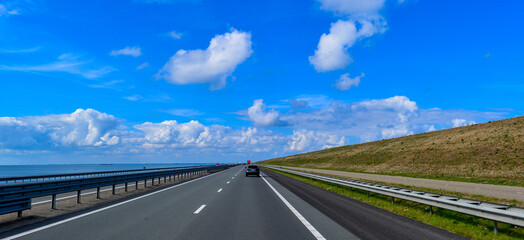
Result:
[0, 166, 465, 240]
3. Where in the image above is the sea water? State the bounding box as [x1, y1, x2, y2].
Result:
[0, 163, 205, 178]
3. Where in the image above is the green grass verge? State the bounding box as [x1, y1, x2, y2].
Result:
[266, 168, 524, 240]
[288, 168, 524, 207]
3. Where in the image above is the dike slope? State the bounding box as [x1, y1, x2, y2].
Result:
[261, 116, 524, 185]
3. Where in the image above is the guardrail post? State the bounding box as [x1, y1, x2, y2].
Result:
[169, 175, 172, 182]
[391, 197, 394, 204]
[494, 221, 498, 235]
[158, 177, 161, 184]
[97, 187, 101, 199]
[367, 191, 370, 197]
[144, 179, 147, 187]
[125, 182, 128, 192]
[164, 176, 166, 183]
[52, 194, 57, 209]
[112, 184, 116, 194]
[136, 181, 139, 189]
[17, 210, 23, 218]
[77, 190, 81, 203]
[429, 206, 433, 215]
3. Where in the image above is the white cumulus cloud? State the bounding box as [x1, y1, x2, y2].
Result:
[381, 126, 412, 139]
[0, 109, 120, 149]
[247, 99, 285, 127]
[135, 120, 210, 146]
[110, 46, 142, 57]
[310, 0, 386, 73]
[334, 72, 363, 91]
[156, 29, 252, 90]
[309, 19, 384, 72]
[287, 129, 345, 151]
[452, 119, 476, 128]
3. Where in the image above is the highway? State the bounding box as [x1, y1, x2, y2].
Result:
[0, 166, 465, 240]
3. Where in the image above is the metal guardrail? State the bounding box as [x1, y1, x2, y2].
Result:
[0, 166, 201, 184]
[0, 164, 236, 217]
[265, 166, 524, 234]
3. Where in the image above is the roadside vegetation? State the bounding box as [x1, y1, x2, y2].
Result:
[262, 116, 524, 187]
[295, 169, 524, 207]
[268, 168, 524, 240]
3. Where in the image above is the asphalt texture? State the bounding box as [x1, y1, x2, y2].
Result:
[0, 166, 354, 240]
[262, 168, 467, 240]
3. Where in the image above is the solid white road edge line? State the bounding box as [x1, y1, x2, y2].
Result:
[260, 174, 326, 240]
[2, 169, 230, 240]
[193, 205, 206, 214]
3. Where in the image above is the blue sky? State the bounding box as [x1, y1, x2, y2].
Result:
[0, 0, 522, 164]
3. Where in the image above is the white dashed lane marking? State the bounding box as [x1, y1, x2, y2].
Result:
[194, 205, 206, 214]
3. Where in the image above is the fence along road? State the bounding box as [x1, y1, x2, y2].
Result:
[0, 165, 232, 217]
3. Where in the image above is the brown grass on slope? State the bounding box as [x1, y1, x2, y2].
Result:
[262, 116, 524, 184]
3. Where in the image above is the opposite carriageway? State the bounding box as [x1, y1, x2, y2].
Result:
[0, 164, 237, 217]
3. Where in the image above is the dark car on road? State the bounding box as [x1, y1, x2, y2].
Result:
[245, 165, 260, 177]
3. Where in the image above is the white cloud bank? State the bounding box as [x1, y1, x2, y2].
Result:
[110, 46, 142, 57]
[245, 96, 505, 142]
[0, 98, 507, 162]
[156, 29, 253, 90]
[0, 109, 120, 149]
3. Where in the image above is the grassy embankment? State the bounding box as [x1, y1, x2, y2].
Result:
[262, 116, 524, 187]
[268, 168, 524, 240]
